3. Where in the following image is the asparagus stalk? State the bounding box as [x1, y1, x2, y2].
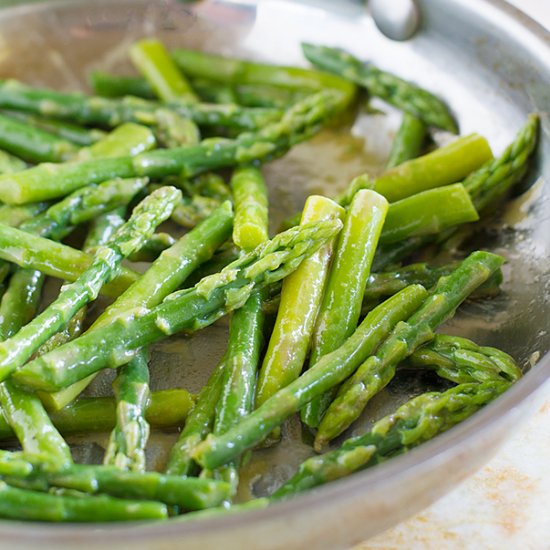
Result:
[13, 219, 343, 392]
[273, 382, 508, 498]
[47, 201, 231, 414]
[104, 354, 152, 472]
[255, 196, 345, 414]
[0, 381, 72, 466]
[171, 47, 357, 105]
[0, 89, 344, 204]
[315, 251, 504, 448]
[1, 455, 230, 511]
[165, 362, 226, 476]
[90, 71, 156, 99]
[362, 262, 503, 309]
[407, 334, 522, 384]
[386, 113, 427, 169]
[0, 482, 168, 522]
[210, 290, 266, 496]
[339, 134, 493, 206]
[379, 183, 479, 244]
[302, 189, 389, 428]
[75, 122, 156, 160]
[130, 39, 199, 103]
[0, 202, 48, 227]
[0, 389, 195, 441]
[463, 113, 539, 212]
[0, 111, 77, 163]
[209, 166, 269, 495]
[0, 79, 281, 132]
[230, 166, 269, 249]
[0, 186, 181, 382]
[192, 79, 306, 108]
[192, 285, 428, 470]
[0, 148, 27, 174]
[301, 43, 457, 133]
[2, 109, 106, 146]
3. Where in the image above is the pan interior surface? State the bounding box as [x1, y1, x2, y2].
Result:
[0, 0, 548, 548]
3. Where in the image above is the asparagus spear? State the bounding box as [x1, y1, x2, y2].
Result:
[0, 223, 139, 296]
[165, 363, 226, 477]
[130, 39, 199, 103]
[301, 43, 457, 133]
[255, 196, 345, 415]
[0, 89, 344, 204]
[209, 290, 266, 496]
[0, 381, 72, 466]
[0, 148, 27, 174]
[386, 113, 427, 169]
[407, 334, 522, 384]
[13, 219, 343, 392]
[273, 382, 508, 498]
[0, 79, 282, 132]
[0, 111, 77, 163]
[1, 454, 231, 511]
[339, 134, 493, 206]
[362, 262, 503, 309]
[104, 353, 151, 472]
[463, 113, 539, 213]
[192, 285, 428, 470]
[192, 79, 306, 108]
[0, 389, 195, 441]
[230, 166, 269, 249]
[90, 71, 156, 99]
[0, 186, 181, 382]
[1, 109, 106, 146]
[379, 183, 479, 244]
[171, 47, 357, 105]
[315, 251, 504, 448]
[205, 166, 269, 495]
[0, 202, 48, 227]
[302, 189, 389, 428]
[0, 482, 168, 522]
[75, 121, 156, 160]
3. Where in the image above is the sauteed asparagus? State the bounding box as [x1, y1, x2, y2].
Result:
[0, 38, 538, 522]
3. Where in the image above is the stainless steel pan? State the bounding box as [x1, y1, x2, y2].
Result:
[0, 0, 548, 548]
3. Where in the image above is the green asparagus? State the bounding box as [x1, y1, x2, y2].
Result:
[302, 43, 457, 132]
[386, 113, 427, 169]
[0, 111, 76, 162]
[130, 39, 199, 103]
[302, 189, 389, 428]
[0, 79, 281, 132]
[255, 196, 345, 413]
[230, 166, 269, 249]
[0, 481, 167, 522]
[407, 334, 522, 384]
